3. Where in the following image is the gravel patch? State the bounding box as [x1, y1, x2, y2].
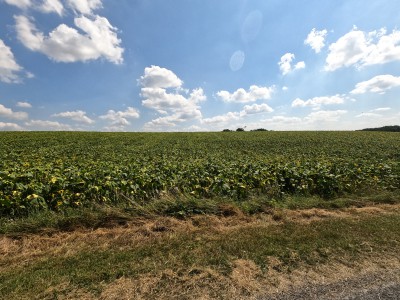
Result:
[258, 269, 400, 300]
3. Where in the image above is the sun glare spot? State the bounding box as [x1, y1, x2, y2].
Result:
[230, 50, 245, 71]
[241, 10, 263, 43]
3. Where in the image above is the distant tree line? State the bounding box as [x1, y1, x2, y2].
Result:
[222, 128, 270, 132]
[359, 125, 400, 132]
[250, 128, 269, 131]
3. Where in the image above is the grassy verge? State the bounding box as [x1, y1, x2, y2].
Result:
[1, 190, 399, 234]
[1, 200, 400, 299]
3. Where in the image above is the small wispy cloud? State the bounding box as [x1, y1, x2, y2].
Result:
[52, 110, 95, 124]
[304, 28, 328, 53]
[351, 74, 400, 94]
[16, 101, 32, 108]
[278, 53, 305, 75]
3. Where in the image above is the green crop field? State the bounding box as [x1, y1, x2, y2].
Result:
[1, 131, 400, 299]
[0, 131, 399, 216]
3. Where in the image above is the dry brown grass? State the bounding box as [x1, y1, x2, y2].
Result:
[2, 203, 400, 270]
[2, 203, 400, 299]
[278, 203, 400, 224]
[32, 255, 400, 300]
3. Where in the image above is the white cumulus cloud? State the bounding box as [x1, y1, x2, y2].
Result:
[141, 88, 205, 116]
[25, 119, 73, 130]
[292, 95, 346, 110]
[278, 53, 305, 75]
[40, 0, 64, 15]
[52, 110, 95, 124]
[66, 0, 102, 15]
[279, 53, 293, 75]
[16, 101, 32, 108]
[5, 0, 103, 16]
[15, 14, 123, 64]
[4, 0, 31, 9]
[350, 74, 400, 94]
[241, 103, 273, 115]
[141, 88, 188, 114]
[100, 107, 140, 127]
[17, 101, 32, 108]
[139, 65, 183, 89]
[0, 122, 23, 131]
[304, 28, 328, 53]
[294, 61, 305, 70]
[201, 112, 240, 125]
[305, 110, 347, 122]
[4, 0, 64, 15]
[202, 103, 273, 125]
[325, 29, 371, 71]
[0, 104, 28, 120]
[140, 66, 205, 129]
[325, 28, 400, 71]
[144, 111, 202, 129]
[216, 85, 274, 103]
[0, 39, 25, 83]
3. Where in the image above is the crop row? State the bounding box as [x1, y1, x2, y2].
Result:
[0, 158, 398, 214]
[0, 132, 399, 215]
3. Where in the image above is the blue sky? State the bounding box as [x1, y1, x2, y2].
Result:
[1, 0, 399, 131]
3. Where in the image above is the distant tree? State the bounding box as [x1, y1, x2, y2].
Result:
[359, 125, 400, 132]
[236, 128, 245, 132]
[251, 128, 268, 131]
[222, 129, 232, 132]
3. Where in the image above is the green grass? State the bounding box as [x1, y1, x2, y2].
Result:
[1, 212, 400, 299]
[1, 189, 399, 235]
[1, 190, 399, 235]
